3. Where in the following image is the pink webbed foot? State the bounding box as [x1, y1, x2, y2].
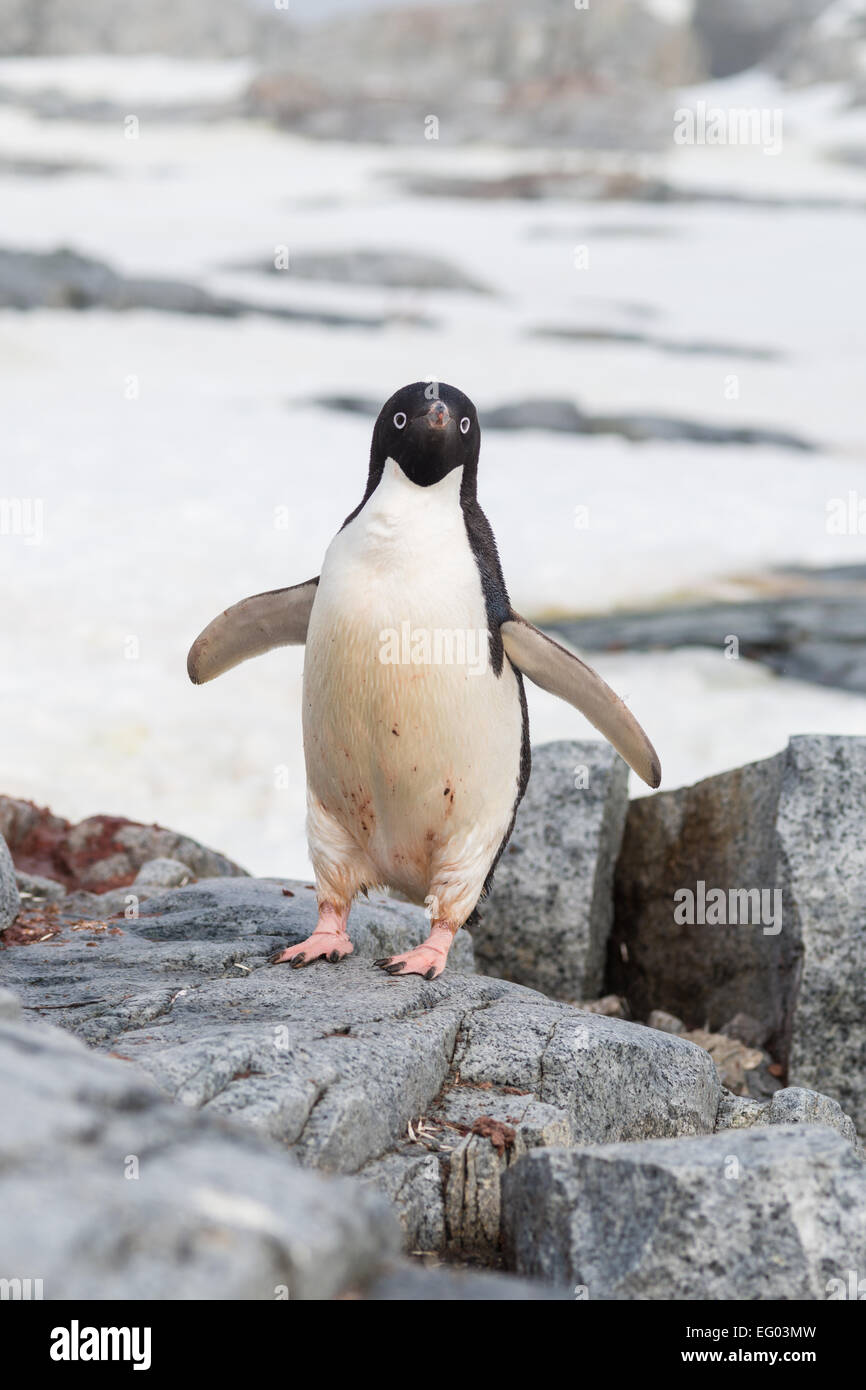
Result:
[270, 903, 353, 969]
[375, 923, 456, 981]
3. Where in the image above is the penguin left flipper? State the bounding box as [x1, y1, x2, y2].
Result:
[501, 613, 662, 789]
[187, 577, 319, 685]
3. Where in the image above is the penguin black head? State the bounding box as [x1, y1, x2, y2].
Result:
[369, 381, 480, 490]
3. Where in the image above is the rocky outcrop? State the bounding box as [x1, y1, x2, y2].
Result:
[0, 248, 420, 330]
[312, 392, 814, 452]
[2, 876, 720, 1257]
[692, 0, 829, 79]
[232, 248, 493, 296]
[0, 992, 398, 1300]
[502, 1126, 866, 1299]
[547, 567, 866, 697]
[0, 0, 264, 59]
[475, 741, 629, 1000]
[611, 735, 866, 1133]
[3, 728, 865, 1297]
[0, 834, 20, 930]
[247, 0, 700, 150]
[611, 748, 795, 1054]
[717, 1084, 859, 1147]
[0, 793, 247, 893]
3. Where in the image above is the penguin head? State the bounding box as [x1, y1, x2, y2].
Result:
[370, 381, 479, 489]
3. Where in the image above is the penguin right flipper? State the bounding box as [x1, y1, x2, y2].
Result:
[187, 578, 319, 685]
[500, 613, 661, 789]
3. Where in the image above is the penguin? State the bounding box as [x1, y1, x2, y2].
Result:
[187, 382, 660, 979]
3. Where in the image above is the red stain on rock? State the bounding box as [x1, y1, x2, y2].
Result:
[0, 796, 158, 892]
[0, 794, 242, 895]
[469, 1116, 516, 1156]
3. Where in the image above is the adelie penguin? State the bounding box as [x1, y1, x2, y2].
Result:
[188, 382, 661, 980]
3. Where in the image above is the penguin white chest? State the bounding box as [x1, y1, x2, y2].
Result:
[302, 459, 523, 905]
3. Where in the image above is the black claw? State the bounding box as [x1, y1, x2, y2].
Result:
[290, 954, 307, 969]
[424, 966, 437, 980]
[373, 958, 391, 968]
[384, 963, 405, 975]
[328, 950, 341, 963]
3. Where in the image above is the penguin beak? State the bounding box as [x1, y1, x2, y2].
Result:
[423, 400, 452, 432]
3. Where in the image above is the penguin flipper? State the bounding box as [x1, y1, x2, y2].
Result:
[187, 578, 319, 685]
[500, 613, 661, 789]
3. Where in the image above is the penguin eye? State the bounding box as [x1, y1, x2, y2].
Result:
[460, 417, 471, 435]
[394, 411, 407, 429]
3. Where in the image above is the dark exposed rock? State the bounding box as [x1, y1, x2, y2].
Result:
[692, 0, 829, 79]
[231, 248, 493, 295]
[612, 734, 866, 1132]
[397, 167, 866, 212]
[0, 247, 432, 329]
[548, 564, 866, 688]
[546, 571, 866, 696]
[308, 392, 814, 451]
[531, 323, 782, 361]
[611, 747, 795, 1061]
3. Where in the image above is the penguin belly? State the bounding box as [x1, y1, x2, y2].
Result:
[302, 459, 523, 920]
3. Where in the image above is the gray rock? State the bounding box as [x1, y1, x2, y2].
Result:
[0, 1013, 398, 1299]
[236, 248, 492, 295]
[247, 0, 697, 151]
[779, 738, 866, 1129]
[404, 167, 866, 214]
[0, 247, 427, 331]
[0, 793, 248, 895]
[647, 1009, 686, 1034]
[0, 833, 20, 929]
[0, 0, 266, 60]
[1, 875, 720, 1255]
[714, 1089, 767, 1132]
[359, 1151, 446, 1254]
[774, 3, 866, 85]
[453, 1001, 719, 1147]
[612, 744, 796, 1059]
[361, 1261, 572, 1300]
[502, 1126, 866, 1299]
[767, 1087, 859, 1145]
[14, 870, 66, 903]
[613, 735, 866, 1131]
[314, 393, 814, 451]
[0, 987, 21, 1020]
[715, 1085, 859, 1146]
[473, 741, 629, 1000]
[532, 322, 781, 362]
[133, 857, 194, 888]
[547, 571, 866, 696]
[693, 0, 828, 78]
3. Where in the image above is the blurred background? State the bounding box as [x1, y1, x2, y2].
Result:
[1, 0, 865, 875]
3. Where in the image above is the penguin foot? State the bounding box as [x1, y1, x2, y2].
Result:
[374, 925, 455, 980]
[270, 933, 354, 968]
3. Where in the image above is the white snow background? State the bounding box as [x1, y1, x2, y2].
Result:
[1, 58, 865, 874]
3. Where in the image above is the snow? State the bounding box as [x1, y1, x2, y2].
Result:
[1, 60, 865, 874]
